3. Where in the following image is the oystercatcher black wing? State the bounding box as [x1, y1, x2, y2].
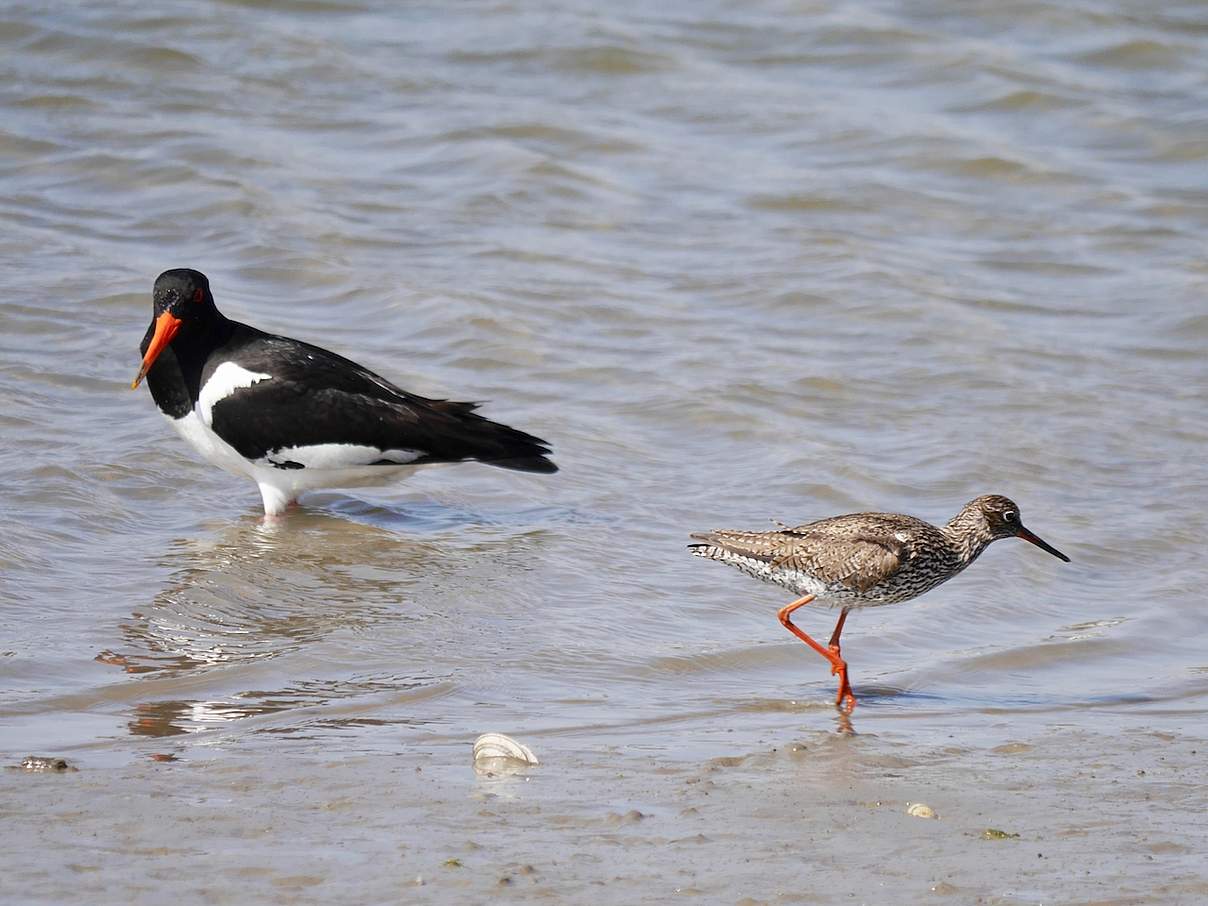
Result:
[203, 325, 557, 474]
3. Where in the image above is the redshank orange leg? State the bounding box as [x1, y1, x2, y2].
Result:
[776, 596, 857, 712]
[827, 607, 855, 710]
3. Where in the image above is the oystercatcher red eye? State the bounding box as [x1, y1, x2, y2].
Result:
[194, 288, 204, 303]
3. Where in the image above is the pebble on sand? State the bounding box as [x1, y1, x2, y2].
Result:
[982, 828, 1020, 840]
[906, 803, 938, 819]
[15, 756, 76, 773]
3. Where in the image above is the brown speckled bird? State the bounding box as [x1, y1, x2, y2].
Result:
[689, 495, 1070, 711]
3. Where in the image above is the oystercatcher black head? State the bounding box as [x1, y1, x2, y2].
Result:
[132, 269, 219, 390]
[133, 268, 556, 515]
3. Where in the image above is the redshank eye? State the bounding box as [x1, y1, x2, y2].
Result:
[1003, 510, 1016, 523]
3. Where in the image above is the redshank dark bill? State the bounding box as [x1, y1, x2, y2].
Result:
[689, 495, 1070, 711]
[132, 269, 555, 515]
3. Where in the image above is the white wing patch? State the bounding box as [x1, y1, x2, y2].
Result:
[264, 443, 422, 470]
[198, 362, 272, 426]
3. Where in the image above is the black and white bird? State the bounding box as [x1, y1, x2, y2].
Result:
[132, 268, 556, 515]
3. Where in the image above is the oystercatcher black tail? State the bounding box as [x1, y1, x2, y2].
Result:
[133, 268, 556, 515]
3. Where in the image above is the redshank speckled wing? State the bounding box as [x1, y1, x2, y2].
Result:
[689, 495, 1070, 711]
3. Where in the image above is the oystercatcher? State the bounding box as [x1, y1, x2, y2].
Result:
[689, 495, 1069, 711]
[133, 268, 556, 515]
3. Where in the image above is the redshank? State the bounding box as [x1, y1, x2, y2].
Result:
[689, 495, 1069, 711]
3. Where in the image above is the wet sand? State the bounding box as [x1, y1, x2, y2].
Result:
[6, 713, 1206, 904]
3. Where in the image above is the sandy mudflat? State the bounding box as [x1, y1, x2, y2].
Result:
[4, 715, 1205, 905]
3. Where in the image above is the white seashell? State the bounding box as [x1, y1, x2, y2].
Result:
[473, 733, 539, 775]
[906, 803, 938, 819]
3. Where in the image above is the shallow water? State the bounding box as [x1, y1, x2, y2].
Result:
[2, 0, 1208, 902]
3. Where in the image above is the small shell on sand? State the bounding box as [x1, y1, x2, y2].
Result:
[906, 802, 938, 819]
[473, 733, 539, 775]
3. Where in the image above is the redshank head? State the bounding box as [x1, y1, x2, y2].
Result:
[972, 494, 1070, 562]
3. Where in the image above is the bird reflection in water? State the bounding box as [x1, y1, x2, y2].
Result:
[128, 699, 252, 738]
[97, 505, 545, 739]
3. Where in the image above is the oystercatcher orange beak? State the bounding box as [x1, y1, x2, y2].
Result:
[1016, 526, 1070, 562]
[131, 310, 182, 389]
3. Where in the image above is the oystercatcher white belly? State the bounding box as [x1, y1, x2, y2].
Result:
[166, 409, 422, 515]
